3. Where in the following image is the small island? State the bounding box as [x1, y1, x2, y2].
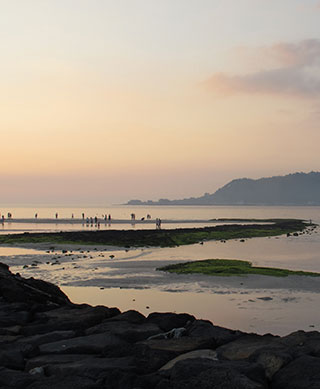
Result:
[0, 219, 310, 248]
[158, 259, 320, 278]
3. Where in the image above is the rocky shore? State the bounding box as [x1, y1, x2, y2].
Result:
[1, 262, 320, 388]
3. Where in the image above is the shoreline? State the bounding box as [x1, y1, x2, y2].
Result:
[1, 261, 320, 388]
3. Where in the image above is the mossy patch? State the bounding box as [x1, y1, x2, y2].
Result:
[158, 259, 320, 277]
[0, 219, 310, 248]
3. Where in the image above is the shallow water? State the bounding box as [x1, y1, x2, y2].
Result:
[1, 205, 320, 335]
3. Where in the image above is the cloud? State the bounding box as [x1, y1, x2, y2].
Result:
[206, 68, 320, 98]
[205, 40, 320, 98]
[265, 40, 320, 67]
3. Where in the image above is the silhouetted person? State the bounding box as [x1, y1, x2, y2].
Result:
[82, 213, 85, 220]
[55, 213, 58, 219]
[35, 213, 38, 219]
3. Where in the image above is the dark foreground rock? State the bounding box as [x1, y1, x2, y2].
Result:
[1, 262, 320, 388]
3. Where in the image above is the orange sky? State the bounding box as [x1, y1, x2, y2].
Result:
[1, 1, 320, 204]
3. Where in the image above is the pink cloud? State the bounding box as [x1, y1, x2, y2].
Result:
[205, 40, 320, 98]
[266, 40, 320, 67]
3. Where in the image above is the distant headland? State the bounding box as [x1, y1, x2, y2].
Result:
[127, 172, 320, 206]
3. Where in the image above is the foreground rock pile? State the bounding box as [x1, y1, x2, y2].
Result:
[1, 263, 320, 388]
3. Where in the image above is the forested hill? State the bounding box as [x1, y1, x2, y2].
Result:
[127, 172, 320, 205]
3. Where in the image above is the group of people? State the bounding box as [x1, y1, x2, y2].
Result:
[0, 212, 12, 223]
[1, 211, 163, 229]
[155, 218, 162, 229]
[131, 213, 152, 221]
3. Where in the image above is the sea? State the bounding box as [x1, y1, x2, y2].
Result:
[1, 204, 320, 336]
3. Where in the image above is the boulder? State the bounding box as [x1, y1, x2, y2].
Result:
[187, 319, 244, 346]
[86, 320, 162, 343]
[44, 356, 136, 380]
[160, 349, 218, 371]
[17, 330, 76, 347]
[108, 310, 146, 324]
[156, 359, 267, 389]
[39, 332, 127, 355]
[272, 355, 320, 388]
[139, 337, 215, 355]
[23, 305, 120, 335]
[249, 347, 293, 380]
[0, 262, 70, 306]
[216, 334, 282, 360]
[26, 354, 93, 371]
[147, 312, 195, 332]
[0, 366, 35, 388]
[280, 330, 320, 357]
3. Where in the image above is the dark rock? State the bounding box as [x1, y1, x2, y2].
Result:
[17, 330, 76, 347]
[0, 347, 25, 370]
[0, 342, 38, 370]
[26, 375, 100, 389]
[23, 305, 120, 335]
[86, 320, 161, 342]
[147, 312, 195, 332]
[160, 349, 218, 371]
[0, 324, 22, 336]
[139, 337, 215, 355]
[280, 330, 320, 358]
[187, 319, 244, 346]
[272, 355, 320, 388]
[109, 309, 146, 324]
[249, 347, 293, 379]
[45, 356, 136, 380]
[25, 354, 93, 371]
[216, 334, 282, 360]
[157, 359, 267, 389]
[0, 262, 70, 306]
[0, 366, 35, 388]
[39, 332, 127, 355]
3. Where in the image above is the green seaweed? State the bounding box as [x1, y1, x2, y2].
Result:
[0, 219, 310, 248]
[157, 259, 320, 277]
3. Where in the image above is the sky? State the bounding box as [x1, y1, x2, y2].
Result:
[1, 0, 320, 204]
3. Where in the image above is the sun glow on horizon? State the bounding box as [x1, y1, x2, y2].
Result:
[1, 0, 320, 203]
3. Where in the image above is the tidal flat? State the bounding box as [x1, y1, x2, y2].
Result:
[1, 218, 320, 335]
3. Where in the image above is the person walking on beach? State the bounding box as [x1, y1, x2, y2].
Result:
[82, 213, 85, 220]
[55, 213, 58, 219]
[35, 213, 38, 219]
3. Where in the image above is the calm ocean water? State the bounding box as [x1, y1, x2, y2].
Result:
[0, 205, 319, 233]
[1, 204, 320, 220]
